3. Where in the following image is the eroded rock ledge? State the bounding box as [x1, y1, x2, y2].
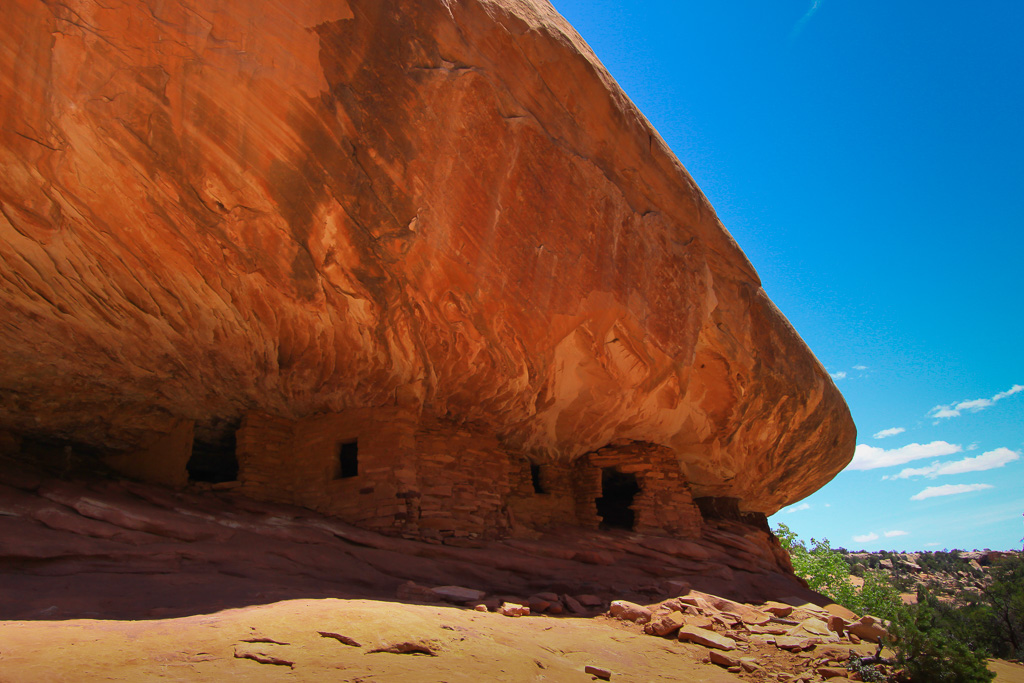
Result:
[0, 458, 805, 621]
[0, 0, 854, 528]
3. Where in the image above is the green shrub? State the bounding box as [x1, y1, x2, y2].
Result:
[774, 524, 1003, 683]
[774, 523, 902, 619]
[775, 523, 861, 608]
[847, 657, 887, 682]
[982, 553, 1024, 658]
[888, 600, 995, 683]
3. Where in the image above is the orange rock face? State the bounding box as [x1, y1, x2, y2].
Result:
[0, 0, 854, 513]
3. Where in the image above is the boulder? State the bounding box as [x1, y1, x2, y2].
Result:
[528, 597, 553, 614]
[498, 602, 529, 617]
[396, 581, 436, 602]
[763, 602, 795, 618]
[563, 594, 588, 615]
[847, 616, 888, 643]
[0, 0, 854, 517]
[644, 610, 686, 637]
[609, 601, 652, 624]
[827, 615, 848, 636]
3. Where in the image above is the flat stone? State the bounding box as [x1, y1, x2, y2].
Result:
[683, 615, 715, 630]
[790, 617, 833, 637]
[774, 635, 815, 652]
[709, 650, 740, 668]
[430, 586, 486, 603]
[678, 626, 737, 651]
[816, 666, 848, 679]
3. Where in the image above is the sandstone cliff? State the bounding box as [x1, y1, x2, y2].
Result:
[0, 0, 854, 514]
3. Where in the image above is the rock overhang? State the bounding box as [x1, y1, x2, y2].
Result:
[0, 0, 854, 515]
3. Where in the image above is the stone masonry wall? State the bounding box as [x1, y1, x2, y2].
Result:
[408, 426, 514, 540]
[586, 443, 703, 538]
[506, 457, 577, 531]
[236, 408, 420, 535]
[237, 411, 518, 540]
[234, 411, 702, 540]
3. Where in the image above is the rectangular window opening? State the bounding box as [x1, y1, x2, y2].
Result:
[530, 463, 546, 494]
[336, 440, 359, 479]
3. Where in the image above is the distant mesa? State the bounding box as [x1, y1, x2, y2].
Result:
[0, 0, 854, 540]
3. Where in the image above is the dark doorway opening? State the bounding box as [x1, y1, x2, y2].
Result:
[596, 467, 639, 530]
[187, 432, 238, 484]
[530, 463, 545, 494]
[336, 440, 359, 479]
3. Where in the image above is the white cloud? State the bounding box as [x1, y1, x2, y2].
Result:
[933, 447, 1018, 476]
[830, 371, 847, 381]
[790, 0, 824, 40]
[924, 542, 941, 547]
[967, 443, 979, 451]
[873, 427, 906, 440]
[888, 448, 1020, 479]
[910, 484, 994, 501]
[854, 365, 868, 371]
[850, 441, 962, 471]
[784, 502, 811, 514]
[929, 383, 1023, 419]
[930, 406, 961, 419]
[887, 464, 937, 479]
[956, 398, 993, 412]
[993, 384, 1024, 401]
[884, 530, 909, 538]
[853, 532, 879, 543]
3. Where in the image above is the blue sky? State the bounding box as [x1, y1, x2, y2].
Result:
[550, 0, 1024, 551]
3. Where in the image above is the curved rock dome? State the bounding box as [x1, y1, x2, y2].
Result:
[0, 0, 854, 515]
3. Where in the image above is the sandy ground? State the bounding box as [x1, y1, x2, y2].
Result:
[0, 598, 745, 682]
[1, 599, 1021, 682]
[992, 659, 1024, 683]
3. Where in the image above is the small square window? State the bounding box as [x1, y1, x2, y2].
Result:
[336, 440, 359, 479]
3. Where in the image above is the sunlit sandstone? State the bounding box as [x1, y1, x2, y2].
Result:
[0, 0, 854, 538]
